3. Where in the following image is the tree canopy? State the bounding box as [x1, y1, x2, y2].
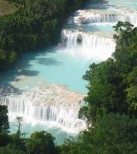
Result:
[26, 131, 58, 154]
[81, 22, 137, 122]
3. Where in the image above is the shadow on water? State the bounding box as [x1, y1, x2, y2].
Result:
[0, 84, 23, 95]
[0, 47, 59, 87]
[21, 70, 39, 76]
[37, 57, 62, 66]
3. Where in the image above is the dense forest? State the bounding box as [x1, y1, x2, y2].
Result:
[0, 0, 88, 70]
[0, 21, 137, 153]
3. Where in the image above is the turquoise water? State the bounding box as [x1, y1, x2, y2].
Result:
[65, 24, 113, 32]
[10, 121, 75, 145]
[108, 0, 137, 10]
[1, 47, 90, 93]
[18, 48, 89, 93]
[83, 25, 113, 32]
[1, 0, 137, 144]
[87, 0, 137, 10]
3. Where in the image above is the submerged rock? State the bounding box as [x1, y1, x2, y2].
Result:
[77, 34, 82, 44]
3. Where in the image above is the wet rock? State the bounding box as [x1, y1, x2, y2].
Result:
[77, 33, 82, 44]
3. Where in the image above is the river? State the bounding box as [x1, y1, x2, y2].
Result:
[0, 0, 137, 144]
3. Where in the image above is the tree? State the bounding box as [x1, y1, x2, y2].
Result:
[0, 49, 7, 61]
[0, 105, 9, 132]
[113, 21, 124, 33]
[59, 138, 81, 154]
[26, 131, 58, 154]
[0, 132, 11, 146]
[113, 21, 133, 33]
[79, 113, 137, 154]
[8, 51, 17, 64]
[16, 116, 23, 138]
[0, 144, 25, 154]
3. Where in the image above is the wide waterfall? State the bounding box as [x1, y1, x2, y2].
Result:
[0, 84, 86, 133]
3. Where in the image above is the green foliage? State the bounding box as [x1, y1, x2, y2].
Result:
[10, 133, 26, 152]
[79, 113, 137, 154]
[26, 131, 58, 154]
[9, 51, 17, 64]
[0, 126, 58, 154]
[0, 132, 11, 146]
[0, 105, 9, 132]
[0, 49, 7, 61]
[59, 142, 81, 154]
[0, 144, 25, 154]
[59, 114, 137, 154]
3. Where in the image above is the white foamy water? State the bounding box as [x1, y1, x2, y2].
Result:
[60, 29, 115, 61]
[69, 9, 137, 26]
[0, 84, 86, 133]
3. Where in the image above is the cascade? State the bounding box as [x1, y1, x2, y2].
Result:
[61, 29, 115, 60]
[69, 9, 137, 25]
[0, 84, 86, 133]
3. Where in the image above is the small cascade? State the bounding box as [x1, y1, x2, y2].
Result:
[74, 11, 118, 24]
[69, 9, 137, 25]
[61, 29, 115, 61]
[0, 84, 86, 133]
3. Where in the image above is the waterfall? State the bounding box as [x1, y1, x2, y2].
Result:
[69, 10, 137, 25]
[61, 29, 116, 61]
[0, 84, 86, 133]
[74, 11, 118, 24]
